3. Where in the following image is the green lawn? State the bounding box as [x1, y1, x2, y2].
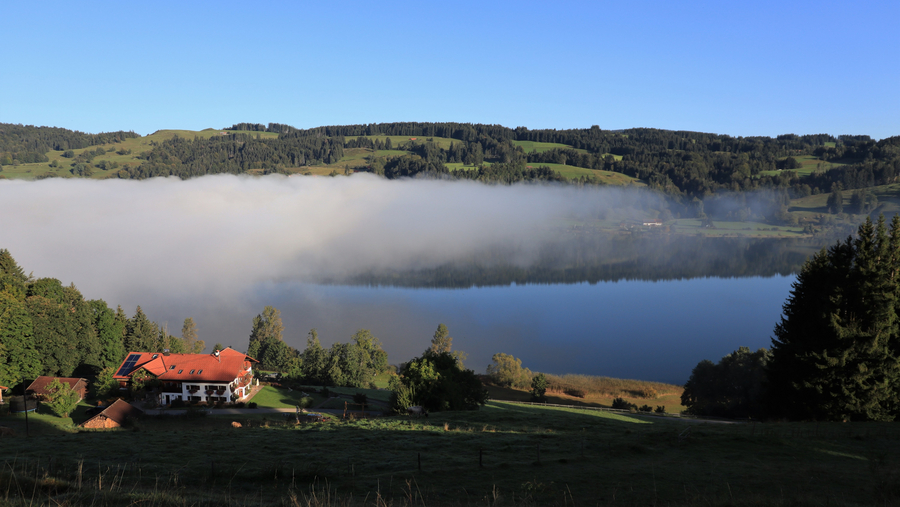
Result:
[250, 385, 319, 409]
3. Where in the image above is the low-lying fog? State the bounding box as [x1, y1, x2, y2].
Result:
[0, 175, 790, 383]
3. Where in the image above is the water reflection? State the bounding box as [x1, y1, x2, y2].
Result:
[154, 275, 795, 386]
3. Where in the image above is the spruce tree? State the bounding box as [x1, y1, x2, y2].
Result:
[768, 216, 900, 420]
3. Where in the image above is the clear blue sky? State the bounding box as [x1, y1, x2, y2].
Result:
[2, 1, 898, 139]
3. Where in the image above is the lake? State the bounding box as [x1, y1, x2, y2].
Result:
[147, 275, 796, 386]
[0, 176, 813, 386]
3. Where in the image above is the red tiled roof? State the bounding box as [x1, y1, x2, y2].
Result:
[113, 347, 255, 383]
[82, 399, 143, 426]
[26, 376, 87, 396]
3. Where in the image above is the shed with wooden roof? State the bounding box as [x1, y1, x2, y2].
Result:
[81, 399, 143, 429]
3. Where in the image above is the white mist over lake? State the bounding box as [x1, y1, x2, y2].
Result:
[0, 175, 793, 383]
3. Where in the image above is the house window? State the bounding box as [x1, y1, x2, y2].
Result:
[152, 354, 158, 359]
[198, 370, 203, 374]
[170, 365, 176, 370]
[190, 369, 195, 374]
[178, 370, 183, 374]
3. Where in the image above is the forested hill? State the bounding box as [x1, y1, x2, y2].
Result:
[0, 124, 138, 164]
[3, 121, 900, 206]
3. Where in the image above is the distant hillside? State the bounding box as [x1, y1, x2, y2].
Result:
[2, 121, 899, 226]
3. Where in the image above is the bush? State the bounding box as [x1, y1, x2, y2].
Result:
[171, 399, 186, 408]
[655, 405, 666, 414]
[639, 405, 652, 412]
[530, 373, 548, 402]
[248, 402, 258, 409]
[353, 393, 368, 407]
[611, 397, 637, 410]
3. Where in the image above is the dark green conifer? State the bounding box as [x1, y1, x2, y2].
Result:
[769, 216, 900, 421]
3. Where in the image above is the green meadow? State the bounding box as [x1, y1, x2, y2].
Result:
[2, 400, 899, 506]
[758, 155, 850, 177]
[512, 140, 587, 154]
[342, 135, 461, 150]
[525, 163, 645, 185]
[0, 129, 277, 180]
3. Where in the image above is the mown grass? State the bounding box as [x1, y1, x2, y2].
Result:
[249, 386, 319, 409]
[2, 400, 900, 506]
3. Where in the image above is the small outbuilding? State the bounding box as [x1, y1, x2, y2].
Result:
[81, 399, 143, 429]
[27, 376, 88, 401]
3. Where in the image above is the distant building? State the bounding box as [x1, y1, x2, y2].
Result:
[642, 219, 663, 227]
[112, 347, 256, 406]
[26, 377, 88, 402]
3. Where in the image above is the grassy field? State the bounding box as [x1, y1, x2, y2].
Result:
[512, 140, 584, 154]
[789, 182, 900, 221]
[0, 129, 278, 180]
[340, 135, 461, 150]
[526, 162, 645, 185]
[444, 161, 644, 185]
[485, 383, 684, 414]
[758, 155, 850, 177]
[671, 219, 806, 237]
[248, 386, 319, 409]
[1, 400, 899, 506]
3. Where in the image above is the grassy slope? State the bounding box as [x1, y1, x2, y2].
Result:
[0, 129, 278, 180]
[1, 400, 898, 506]
[758, 155, 850, 177]
[485, 382, 684, 413]
[512, 140, 588, 154]
[790, 182, 900, 219]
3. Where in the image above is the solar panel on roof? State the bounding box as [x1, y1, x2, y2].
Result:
[115, 354, 143, 376]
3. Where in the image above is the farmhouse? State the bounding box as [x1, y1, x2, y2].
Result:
[113, 347, 256, 406]
[0, 385, 6, 404]
[81, 399, 143, 429]
[26, 376, 88, 401]
[642, 219, 663, 227]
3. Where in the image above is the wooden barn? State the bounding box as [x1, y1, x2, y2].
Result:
[26, 376, 88, 401]
[81, 399, 143, 429]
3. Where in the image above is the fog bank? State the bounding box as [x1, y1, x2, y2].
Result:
[1, 174, 679, 370]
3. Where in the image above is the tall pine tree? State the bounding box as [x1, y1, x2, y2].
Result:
[768, 215, 900, 420]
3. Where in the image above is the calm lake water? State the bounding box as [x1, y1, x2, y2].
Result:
[157, 275, 796, 386]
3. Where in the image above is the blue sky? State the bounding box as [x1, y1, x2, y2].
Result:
[2, 1, 898, 138]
